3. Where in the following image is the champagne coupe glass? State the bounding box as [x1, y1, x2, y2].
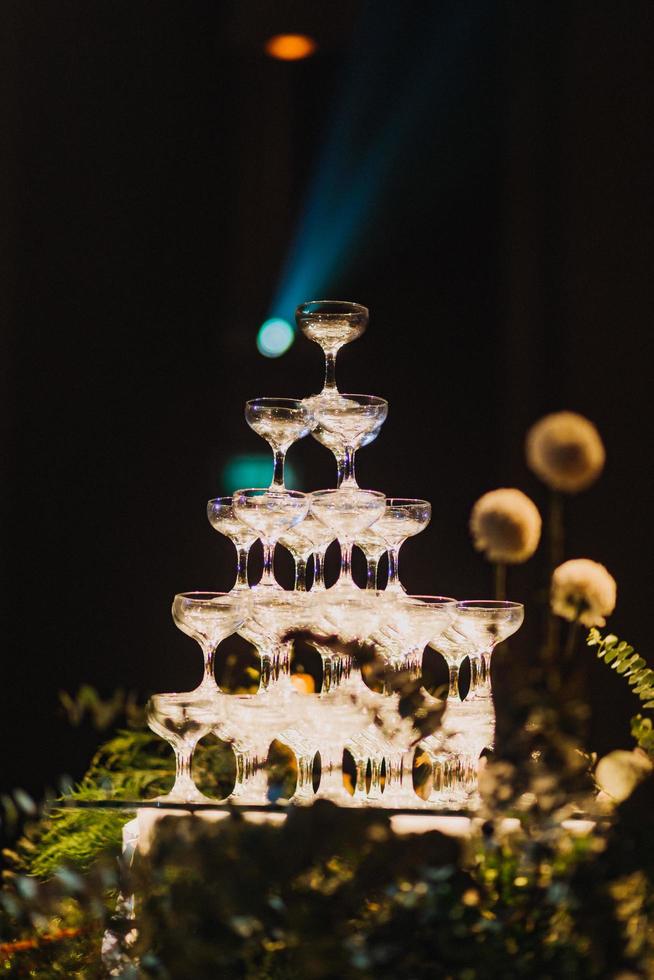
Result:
[233, 488, 309, 589]
[419, 729, 478, 810]
[356, 526, 388, 589]
[217, 696, 290, 805]
[346, 730, 375, 802]
[278, 512, 335, 591]
[307, 698, 370, 805]
[429, 625, 475, 702]
[397, 594, 457, 680]
[207, 496, 258, 591]
[310, 488, 386, 592]
[146, 693, 220, 803]
[245, 397, 314, 488]
[311, 394, 388, 488]
[249, 591, 313, 692]
[346, 724, 396, 805]
[454, 600, 525, 699]
[172, 591, 248, 692]
[277, 727, 317, 803]
[369, 694, 420, 808]
[375, 595, 455, 692]
[453, 600, 525, 759]
[364, 597, 454, 807]
[372, 498, 432, 593]
[296, 300, 368, 397]
[236, 611, 284, 693]
[419, 688, 494, 810]
[316, 590, 384, 694]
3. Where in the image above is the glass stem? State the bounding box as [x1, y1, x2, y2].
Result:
[235, 545, 250, 589]
[274, 643, 291, 683]
[203, 645, 217, 685]
[294, 557, 307, 591]
[261, 540, 277, 586]
[312, 551, 325, 590]
[447, 663, 460, 701]
[232, 743, 269, 803]
[340, 445, 357, 487]
[323, 349, 338, 391]
[322, 654, 333, 693]
[366, 556, 378, 590]
[406, 647, 422, 681]
[294, 755, 315, 800]
[339, 539, 353, 584]
[386, 546, 401, 591]
[272, 448, 286, 488]
[173, 747, 195, 794]
[369, 756, 383, 799]
[469, 654, 481, 695]
[259, 651, 272, 691]
[318, 744, 345, 798]
[335, 452, 345, 488]
[353, 757, 368, 799]
[482, 651, 492, 693]
[384, 754, 404, 797]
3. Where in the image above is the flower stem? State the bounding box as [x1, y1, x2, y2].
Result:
[545, 491, 565, 659]
[564, 619, 581, 660]
[549, 491, 564, 573]
[494, 562, 506, 601]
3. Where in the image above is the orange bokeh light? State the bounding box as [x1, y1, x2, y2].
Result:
[265, 34, 317, 62]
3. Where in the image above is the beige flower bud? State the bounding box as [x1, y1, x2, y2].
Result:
[470, 488, 542, 564]
[595, 749, 652, 803]
[551, 558, 617, 627]
[526, 411, 605, 493]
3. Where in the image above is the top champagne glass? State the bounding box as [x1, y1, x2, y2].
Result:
[296, 300, 368, 397]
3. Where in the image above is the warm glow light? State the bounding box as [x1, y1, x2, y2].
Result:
[265, 34, 317, 62]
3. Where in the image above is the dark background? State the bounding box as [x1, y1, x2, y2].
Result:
[1, 1, 652, 797]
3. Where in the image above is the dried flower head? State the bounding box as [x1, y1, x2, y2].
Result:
[470, 488, 542, 564]
[526, 411, 605, 493]
[551, 558, 617, 627]
[595, 749, 653, 803]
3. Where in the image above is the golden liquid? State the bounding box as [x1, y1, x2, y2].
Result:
[301, 317, 365, 348]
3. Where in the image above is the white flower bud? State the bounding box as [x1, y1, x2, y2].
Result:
[526, 411, 605, 493]
[551, 558, 616, 627]
[470, 488, 542, 564]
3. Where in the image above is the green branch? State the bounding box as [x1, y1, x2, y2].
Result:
[587, 628, 654, 710]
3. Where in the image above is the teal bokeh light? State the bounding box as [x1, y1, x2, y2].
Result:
[222, 454, 300, 493]
[256, 318, 295, 358]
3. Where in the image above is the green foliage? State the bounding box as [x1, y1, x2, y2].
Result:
[59, 684, 143, 731]
[132, 808, 629, 979]
[4, 728, 170, 882]
[6, 724, 240, 883]
[588, 629, 654, 760]
[587, 629, 654, 710]
[631, 715, 654, 757]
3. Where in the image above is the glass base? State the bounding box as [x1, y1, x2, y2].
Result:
[154, 783, 218, 805]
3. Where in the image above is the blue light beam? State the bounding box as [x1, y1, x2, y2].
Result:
[269, 3, 485, 324]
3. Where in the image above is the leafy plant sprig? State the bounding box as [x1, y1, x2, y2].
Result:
[587, 629, 654, 709]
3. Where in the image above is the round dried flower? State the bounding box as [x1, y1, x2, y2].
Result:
[551, 558, 617, 627]
[595, 749, 652, 803]
[526, 411, 605, 493]
[470, 488, 542, 564]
